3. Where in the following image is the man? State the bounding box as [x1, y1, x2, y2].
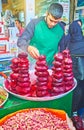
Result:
[17, 3, 64, 66]
[15, 19, 24, 36]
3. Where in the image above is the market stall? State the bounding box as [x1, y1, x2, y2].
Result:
[0, 2, 78, 127]
[0, 51, 77, 119]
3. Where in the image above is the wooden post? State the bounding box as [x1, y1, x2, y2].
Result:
[69, 0, 76, 23]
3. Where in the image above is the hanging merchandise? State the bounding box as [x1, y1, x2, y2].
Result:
[0, 22, 5, 34]
[3, 10, 15, 27]
[19, 11, 24, 22]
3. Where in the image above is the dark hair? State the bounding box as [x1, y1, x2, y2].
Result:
[15, 19, 21, 24]
[15, 19, 22, 26]
[47, 3, 63, 19]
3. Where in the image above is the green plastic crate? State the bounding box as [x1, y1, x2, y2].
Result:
[0, 91, 73, 119]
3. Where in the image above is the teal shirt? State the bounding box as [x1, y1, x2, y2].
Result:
[30, 20, 64, 66]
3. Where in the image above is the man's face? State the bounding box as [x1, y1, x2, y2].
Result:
[15, 21, 19, 28]
[46, 13, 61, 28]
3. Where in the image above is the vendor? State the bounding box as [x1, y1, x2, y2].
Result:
[17, 3, 65, 66]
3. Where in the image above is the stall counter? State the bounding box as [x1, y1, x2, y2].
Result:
[0, 91, 73, 119]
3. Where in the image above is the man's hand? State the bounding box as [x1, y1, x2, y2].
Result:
[28, 46, 40, 59]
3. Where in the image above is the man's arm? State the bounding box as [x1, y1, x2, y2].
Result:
[17, 17, 44, 53]
[58, 35, 66, 52]
[59, 34, 70, 52]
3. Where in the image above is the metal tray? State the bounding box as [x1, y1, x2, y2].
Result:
[4, 69, 77, 101]
[4, 78, 77, 101]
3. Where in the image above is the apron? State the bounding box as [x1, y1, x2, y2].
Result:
[30, 20, 64, 66]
